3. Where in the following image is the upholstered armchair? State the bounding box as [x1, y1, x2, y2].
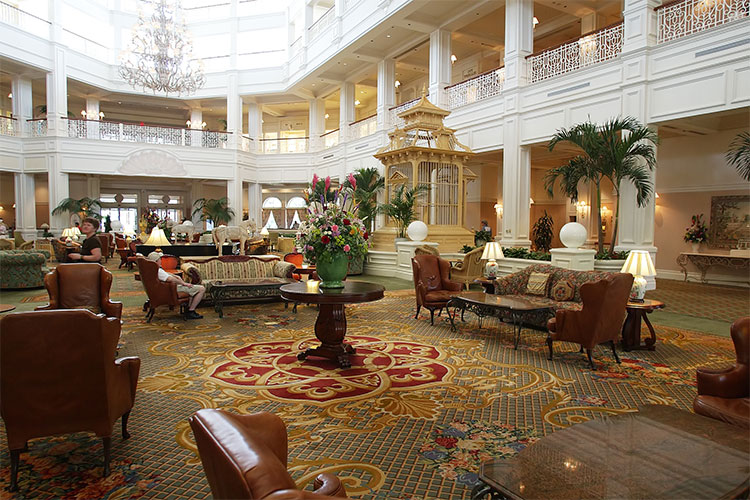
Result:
[449, 246, 485, 290]
[17, 240, 34, 250]
[96, 233, 112, 262]
[51, 238, 70, 262]
[411, 254, 462, 325]
[0, 309, 140, 492]
[137, 257, 190, 322]
[189, 409, 347, 499]
[693, 317, 750, 428]
[546, 273, 633, 369]
[126, 240, 139, 270]
[35, 263, 123, 319]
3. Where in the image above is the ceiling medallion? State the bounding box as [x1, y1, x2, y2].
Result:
[119, 0, 206, 96]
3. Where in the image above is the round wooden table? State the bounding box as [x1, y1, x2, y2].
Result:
[0, 304, 16, 313]
[280, 281, 385, 368]
[621, 299, 665, 351]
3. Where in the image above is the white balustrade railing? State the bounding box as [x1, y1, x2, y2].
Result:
[657, 0, 749, 43]
[527, 22, 624, 84]
[446, 67, 505, 110]
[308, 6, 335, 40]
[0, 116, 18, 136]
[65, 119, 229, 148]
[259, 137, 309, 154]
[322, 129, 339, 149]
[241, 135, 254, 152]
[289, 36, 303, 56]
[27, 118, 46, 137]
[349, 115, 377, 139]
[389, 93, 429, 128]
[0, 0, 50, 37]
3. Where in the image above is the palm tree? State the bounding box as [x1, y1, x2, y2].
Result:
[378, 184, 428, 238]
[51, 197, 102, 225]
[192, 197, 235, 226]
[726, 131, 750, 181]
[344, 167, 385, 233]
[545, 117, 658, 254]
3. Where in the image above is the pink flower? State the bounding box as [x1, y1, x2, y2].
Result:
[343, 244, 350, 252]
[331, 225, 339, 232]
[312, 173, 319, 187]
[325, 176, 331, 191]
[348, 173, 357, 190]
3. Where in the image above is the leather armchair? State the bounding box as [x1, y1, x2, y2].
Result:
[137, 257, 190, 322]
[412, 254, 462, 325]
[96, 233, 113, 262]
[0, 309, 140, 492]
[115, 236, 129, 268]
[546, 273, 633, 369]
[189, 409, 347, 499]
[693, 317, 750, 428]
[126, 240, 139, 270]
[36, 263, 123, 319]
[449, 246, 484, 290]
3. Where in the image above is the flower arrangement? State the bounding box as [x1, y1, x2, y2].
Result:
[296, 174, 370, 267]
[142, 208, 161, 233]
[684, 214, 708, 243]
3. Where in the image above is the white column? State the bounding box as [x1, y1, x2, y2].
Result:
[190, 108, 203, 147]
[503, 0, 534, 91]
[501, 125, 531, 247]
[14, 173, 37, 239]
[11, 76, 33, 136]
[229, 0, 238, 69]
[308, 97, 325, 151]
[428, 29, 451, 108]
[581, 12, 604, 34]
[48, 163, 68, 233]
[376, 58, 396, 131]
[247, 182, 262, 229]
[226, 179, 242, 225]
[226, 73, 241, 149]
[247, 101, 262, 151]
[85, 97, 100, 139]
[339, 81, 355, 141]
[46, 47, 68, 137]
[622, 0, 659, 53]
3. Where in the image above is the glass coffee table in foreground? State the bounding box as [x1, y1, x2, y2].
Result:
[471, 404, 749, 499]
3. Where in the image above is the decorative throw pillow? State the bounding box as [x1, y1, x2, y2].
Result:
[551, 280, 575, 302]
[525, 272, 550, 296]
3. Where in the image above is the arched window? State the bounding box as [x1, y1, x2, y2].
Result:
[262, 197, 283, 228]
[286, 196, 307, 229]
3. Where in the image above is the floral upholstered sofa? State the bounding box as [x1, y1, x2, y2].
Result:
[181, 255, 296, 305]
[492, 263, 622, 329]
[0, 249, 51, 289]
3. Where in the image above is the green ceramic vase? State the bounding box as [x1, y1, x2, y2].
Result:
[316, 252, 348, 288]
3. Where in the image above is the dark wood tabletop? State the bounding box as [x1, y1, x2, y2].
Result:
[452, 291, 551, 311]
[280, 281, 385, 304]
[626, 299, 665, 311]
[0, 304, 16, 313]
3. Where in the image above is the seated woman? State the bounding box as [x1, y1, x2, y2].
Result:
[67, 218, 102, 263]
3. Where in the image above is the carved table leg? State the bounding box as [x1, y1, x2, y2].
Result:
[297, 304, 354, 368]
[621, 310, 641, 351]
[642, 313, 657, 351]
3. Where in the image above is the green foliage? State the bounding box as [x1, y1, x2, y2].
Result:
[531, 211, 554, 252]
[378, 184, 429, 238]
[460, 245, 475, 253]
[192, 197, 235, 226]
[501, 247, 552, 261]
[344, 168, 384, 233]
[104, 214, 112, 233]
[474, 230, 492, 247]
[595, 249, 630, 260]
[51, 197, 102, 225]
[726, 131, 750, 181]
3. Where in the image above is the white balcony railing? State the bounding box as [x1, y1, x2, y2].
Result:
[445, 67, 505, 110]
[0, 116, 18, 136]
[289, 36, 303, 57]
[27, 118, 47, 137]
[349, 114, 377, 139]
[259, 137, 309, 154]
[322, 129, 339, 148]
[389, 93, 429, 128]
[527, 22, 624, 84]
[65, 119, 229, 148]
[241, 135, 254, 152]
[0, 0, 50, 37]
[308, 6, 335, 40]
[657, 0, 749, 43]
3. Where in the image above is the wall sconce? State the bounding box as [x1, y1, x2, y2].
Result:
[494, 203, 503, 218]
[394, 80, 401, 88]
[529, 197, 535, 205]
[600, 205, 612, 232]
[450, 54, 457, 64]
[576, 201, 589, 220]
[186, 120, 191, 127]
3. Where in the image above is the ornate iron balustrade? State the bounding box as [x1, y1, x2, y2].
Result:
[27, 118, 46, 137]
[259, 137, 309, 154]
[389, 93, 429, 128]
[527, 22, 624, 84]
[0, 116, 18, 136]
[65, 119, 229, 148]
[308, 6, 335, 40]
[657, 0, 749, 43]
[445, 67, 505, 110]
[322, 129, 339, 148]
[0, 0, 50, 36]
[349, 114, 377, 139]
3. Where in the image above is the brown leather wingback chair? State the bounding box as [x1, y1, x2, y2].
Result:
[693, 317, 750, 428]
[126, 240, 139, 270]
[115, 236, 129, 268]
[411, 254, 462, 325]
[546, 273, 633, 369]
[35, 263, 123, 319]
[0, 309, 140, 492]
[189, 409, 347, 499]
[95, 233, 111, 262]
[137, 257, 189, 322]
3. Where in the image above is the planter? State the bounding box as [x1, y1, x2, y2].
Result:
[317, 253, 349, 288]
[691, 242, 700, 253]
[593, 259, 626, 272]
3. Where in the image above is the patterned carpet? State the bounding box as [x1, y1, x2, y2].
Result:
[0, 269, 737, 499]
[648, 278, 750, 323]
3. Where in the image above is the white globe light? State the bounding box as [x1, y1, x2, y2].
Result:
[559, 222, 588, 249]
[407, 221, 428, 242]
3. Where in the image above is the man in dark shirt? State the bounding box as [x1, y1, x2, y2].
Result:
[68, 217, 102, 263]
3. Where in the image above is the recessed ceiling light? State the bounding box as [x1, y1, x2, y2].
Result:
[118, 101, 122, 104]
[360, 90, 365, 94]
[324, 113, 329, 119]
[312, 83, 316, 86]
[354, 99, 361, 105]
[343, 63, 347, 66]
[386, 34, 391, 38]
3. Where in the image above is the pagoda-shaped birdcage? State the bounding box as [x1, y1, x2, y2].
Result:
[373, 90, 475, 252]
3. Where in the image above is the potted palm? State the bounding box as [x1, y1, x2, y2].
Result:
[51, 197, 102, 226]
[344, 168, 384, 274]
[378, 184, 428, 244]
[531, 211, 554, 252]
[192, 197, 235, 227]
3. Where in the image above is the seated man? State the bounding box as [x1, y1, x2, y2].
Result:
[147, 251, 206, 319]
[68, 217, 102, 263]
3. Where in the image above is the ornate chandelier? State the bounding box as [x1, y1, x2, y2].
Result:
[119, 0, 206, 96]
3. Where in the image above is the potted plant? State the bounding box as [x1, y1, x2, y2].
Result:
[684, 214, 708, 253]
[192, 197, 235, 226]
[344, 168, 384, 274]
[378, 184, 428, 242]
[51, 197, 102, 226]
[531, 211, 554, 252]
[296, 174, 369, 288]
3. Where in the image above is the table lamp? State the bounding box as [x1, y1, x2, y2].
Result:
[145, 227, 171, 253]
[480, 241, 504, 279]
[260, 227, 269, 239]
[61, 227, 74, 244]
[71, 226, 81, 241]
[620, 250, 656, 302]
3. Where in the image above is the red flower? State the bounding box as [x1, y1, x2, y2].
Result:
[435, 437, 457, 449]
[343, 219, 351, 226]
[363, 231, 369, 240]
[321, 235, 330, 244]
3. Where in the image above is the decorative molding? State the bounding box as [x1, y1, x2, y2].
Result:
[695, 38, 750, 58]
[117, 149, 186, 177]
[547, 81, 591, 97]
[656, 184, 748, 193]
[657, 268, 749, 288]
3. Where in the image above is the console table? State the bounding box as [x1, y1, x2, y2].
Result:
[676, 252, 750, 284]
[136, 243, 235, 257]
